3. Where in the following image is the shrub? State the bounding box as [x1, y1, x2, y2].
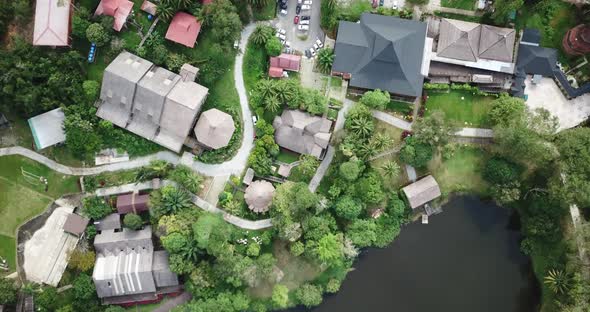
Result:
[295, 284, 323, 308]
[290, 241, 305, 256]
[123, 213, 143, 230]
[265, 36, 282, 56]
[86, 23, 110, 47]
[483, 157, 521, 184]
[334, 195, 364, 220]
[339, 160, 362, 181]
[326, 279, 341, 293]
[82, 196, 112, 220]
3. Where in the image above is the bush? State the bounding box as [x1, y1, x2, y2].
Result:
[326, 279, 341, 293]
[82, 196, 113, 220]
[295, 284, 323, 308]
[483, 157, 521, 184]
[265, 36, 282, 56]
[86, 23, 110, 47]
[290, 241, 305, 256]
[334, 195, 364, 220]
[123, 213, 143, 230]
[339, 160, 362, 181]
[399, 137, 433, 168]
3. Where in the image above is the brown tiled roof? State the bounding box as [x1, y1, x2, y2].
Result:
[63, 213, 90, 236]
[116, 193, 150, 214]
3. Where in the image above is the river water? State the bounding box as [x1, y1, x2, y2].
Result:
[290, 195, 540, 312]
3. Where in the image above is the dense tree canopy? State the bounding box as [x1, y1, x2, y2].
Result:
[359, 89, 390, 110]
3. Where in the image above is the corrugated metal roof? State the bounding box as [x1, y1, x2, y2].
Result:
[402, 175, 441, 209]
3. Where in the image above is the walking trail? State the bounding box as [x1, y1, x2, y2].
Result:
[371, 109, 494, 138]
[95, 179, 272, 230]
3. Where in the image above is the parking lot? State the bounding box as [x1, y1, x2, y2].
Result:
[276, 0, 324, 53]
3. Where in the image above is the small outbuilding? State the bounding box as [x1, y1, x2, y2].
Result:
[63, 213, 90, 237]
[33, 0, 72, 46]
[244, 180, 275, 213]
[402, 175, 441, 209]
[116, 193, 150, 214]
[165, 12, 202, 48]
[140, 0, 157, 15]
[28, 108, 66, 150]
[194, 108, 236, 150]
[268, 54, 301, 78]
[95, 0, 134, 32]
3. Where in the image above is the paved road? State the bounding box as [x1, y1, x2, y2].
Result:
[275, 0, 323, 52]
[94, 180, 273, 230]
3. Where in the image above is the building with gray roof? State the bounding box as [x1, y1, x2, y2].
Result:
[194, 108, 236, 150]
[402, 175, 441, 209]
[94, 213, 122, 232]
[273, 110, 332, 159]
[332, 13, 427, 100]
[97, 51, 208, 153]
[92, 226, 179, 304]
[28, 108, 66, 150]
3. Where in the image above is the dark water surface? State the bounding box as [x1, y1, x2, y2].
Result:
[289, 195, 540, 312]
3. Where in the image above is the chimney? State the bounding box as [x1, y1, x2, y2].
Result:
[179, 63, 199, 82]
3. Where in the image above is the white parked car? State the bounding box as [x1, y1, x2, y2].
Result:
[313, 43, 319, 50]
[284, 41, 291, 47]
[310, 47, 317, 56]
[297, 0, 302, 4]
[303, 0, 312, 4]
[315, 39, 323, 48]
[392, 0, 399, 9]
[299, 20, 310, 25]
[277, 28, 286, 35]
[301, 4, 311, 10]
[298, 24, 310, 31]
[277, 33, 286, 40]
[280, 9, 288, 15]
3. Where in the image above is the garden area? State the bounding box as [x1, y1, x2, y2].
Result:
[428, 146, 489, 195]
[424, 89, 495, 128]
[441, 0, 476, 10]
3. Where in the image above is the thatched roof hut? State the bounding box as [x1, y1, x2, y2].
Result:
[402, 175, 441, 209]
[244, 180, 275, 213]
[194, 108, 236, 150]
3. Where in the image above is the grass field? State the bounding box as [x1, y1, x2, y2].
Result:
[425, 91, 494, 127]
[253, 1, 277, 21]
[429, 146, 489, 195]
[441, 0, 475, 10]
[0, 155, 79, 274]
[277, 149, 300, 164]
[0, 233, 16, 274]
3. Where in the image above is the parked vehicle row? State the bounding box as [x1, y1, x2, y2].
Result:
[305, 39, 324, 58]
[275, 27, 291, 48]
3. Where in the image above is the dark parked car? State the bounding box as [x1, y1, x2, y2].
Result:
[280, 2, 288, 9]
[296, 4, 301, 14]
[301, 15, 310, 20]
[379, 0, 384, 5]
[305, 49, 312, 58]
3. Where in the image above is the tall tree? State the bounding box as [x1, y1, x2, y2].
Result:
[317, 48, 335, 73]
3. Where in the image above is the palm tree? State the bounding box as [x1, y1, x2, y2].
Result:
[264, 94, 281, 113]
[157, 1, 176, 22]
[317, 48, 335, 74]
[275, 80, 296, 105]
[381, 160, 401, 179]
[160, 186, 192, 214]
[349, 116, 374, 138]
[251, 24, 273, 46]
[180, 239, 200, 262]
[544, 269, 570, 295]
[371, 133, 391, 152]
[255, 79, 276, 102]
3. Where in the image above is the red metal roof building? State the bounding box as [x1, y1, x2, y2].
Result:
[116, 193, 150, 214]
[268, 54, 301, 78]
[33, 0, 73, 46]
[95, 0, 134, 32]
[563, 24, 590, 56]
[165, 12, 202, 48]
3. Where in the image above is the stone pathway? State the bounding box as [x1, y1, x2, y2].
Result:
[370, 109, 495, 138]
[94, 180, 273, 230]
[308, 146, 335, 193]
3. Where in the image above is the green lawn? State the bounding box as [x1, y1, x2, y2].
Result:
[425, 91, 494, 127]
[0, 155, 80, 198]
[243, 40, 269, 96]
[441, 0, 475, 10]
[386, 100, 414, 116]
[253, 1, 277, 21]
[0, 233, 16, 274]
[0, 179, 53, 237]
[276, 150, 300, 164]
[428, 146, 489, 195]
[434, 11, 482, 23]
